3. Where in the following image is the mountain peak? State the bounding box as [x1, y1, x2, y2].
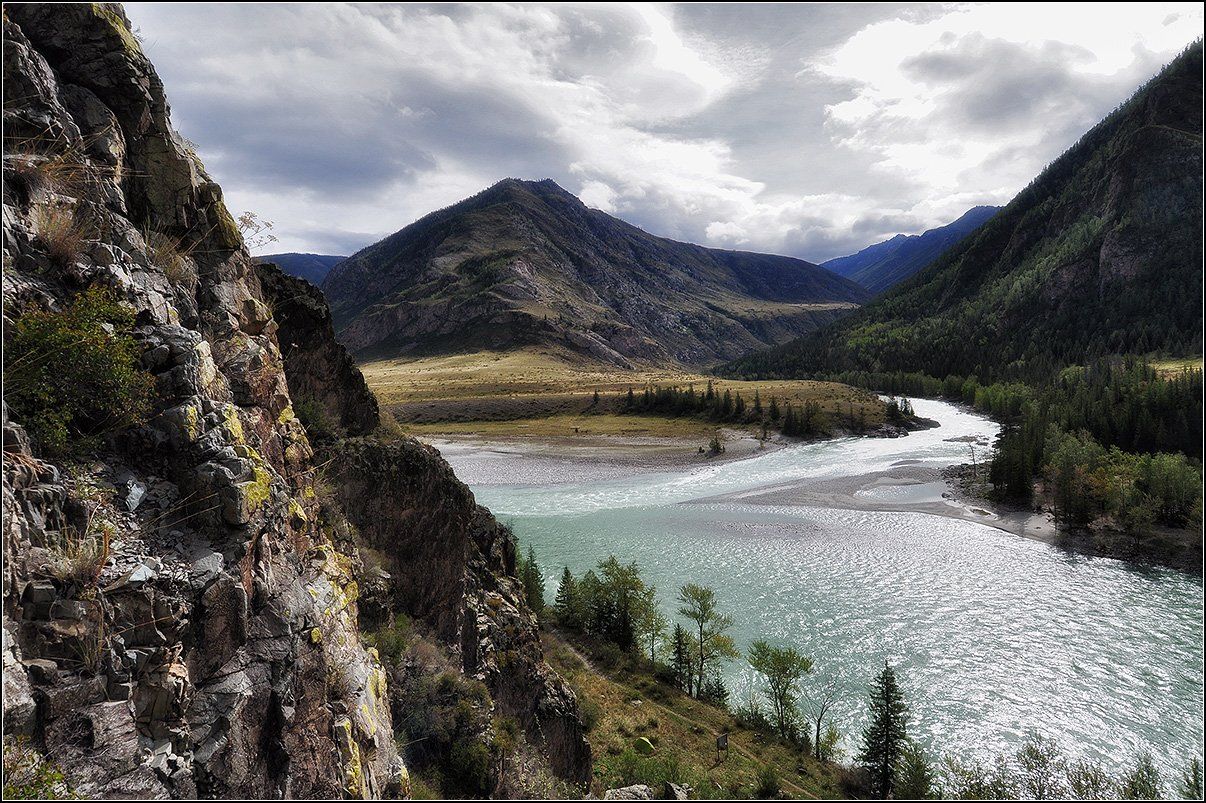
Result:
[322, 181, 868, 367]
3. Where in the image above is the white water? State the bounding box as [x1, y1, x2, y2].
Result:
[440, 399, 1204, 776]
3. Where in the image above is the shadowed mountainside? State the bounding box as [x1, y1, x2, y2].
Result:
[821, 206, 1000, 294]
[723, 42, 1203, 382]
[322, 178, 869, 368]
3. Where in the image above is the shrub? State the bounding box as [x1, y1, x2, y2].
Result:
[2, 737, 72, 799]
[143, 227, 197, 291]
[755, 764, 781, 798]
[295, 397, 335, 442]
[3, 288, 154, 455]
[365, 613, 413, 665]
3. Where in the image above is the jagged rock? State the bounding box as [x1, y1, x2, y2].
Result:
[256, 262, 379, 436]
[662, 781, 691, 800]
[604, 784, 656, 800]
[3, 5, 398, 797]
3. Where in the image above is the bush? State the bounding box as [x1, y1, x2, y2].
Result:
[365, 613, 413, 665]
[755, 764, 781, 798]
[3, 288, 154, 455]
[295, 397, 335, 442]
[2, 737, 72, 799]
[143, 227, 197, 291]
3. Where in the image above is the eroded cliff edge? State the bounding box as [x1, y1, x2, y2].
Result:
[2, 5, 588, 798]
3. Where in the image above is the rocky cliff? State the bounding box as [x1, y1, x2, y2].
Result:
[2, 5, 587, 798]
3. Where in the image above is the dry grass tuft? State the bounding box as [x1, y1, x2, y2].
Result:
[143, 227, 197, 290]
[30, 203, 93, 267]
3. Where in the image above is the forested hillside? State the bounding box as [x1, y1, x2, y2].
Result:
[724, 42, 1203, 383]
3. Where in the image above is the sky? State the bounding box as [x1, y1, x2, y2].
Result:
[124, 2, 1203, 261]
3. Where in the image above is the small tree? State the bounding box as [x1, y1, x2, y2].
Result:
[1181, 757, 1203, 801]
[747, 640, 812, 741]
[668, 624, 696, 696]
[1119, 752, 1163, 800]
[519, 545, 545, 617]
[633, 587, 667, 664]
[1015, 732, 1067, 800]
[859, 661, 909, 799]
[676, 583, 738, 699]
[803, 672, 841, 761]
[895, 740, 935, 799]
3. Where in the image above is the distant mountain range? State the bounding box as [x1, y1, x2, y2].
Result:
[724, 42, 1202, 381]
[257, 252, 346, 286]
[822, 206, 1000, 294]
[321, 178, 868, 367]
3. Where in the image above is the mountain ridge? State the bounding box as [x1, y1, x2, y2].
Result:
[322, 178, 869, 368]
[722, 42, 1203, 382]
[821, 205, 1000, 293]
[256, 252, 345, 286]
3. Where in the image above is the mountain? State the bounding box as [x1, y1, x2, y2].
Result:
[724, 42, 1203, 382]
[822, 206, 1000, 294]
[322, 178, 869, 367]
[257, 252, 345, 286]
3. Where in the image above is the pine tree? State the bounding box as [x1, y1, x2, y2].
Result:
[521, 545, 545, 617]
[769, 395, 781, 422]
[669, 624, 695, 696]
[753, 389, 763, 416]
[554, 567, 579, 629]
[859, 661, 909, 799]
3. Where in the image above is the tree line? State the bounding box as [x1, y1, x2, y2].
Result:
[796, 359, 1203, 533]
[613, 381, 886, 438]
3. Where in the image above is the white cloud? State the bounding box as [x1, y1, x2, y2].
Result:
[123, 2, 1202, 261]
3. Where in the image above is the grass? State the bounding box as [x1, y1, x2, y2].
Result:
[360, 348, 885, 439]
[1150, 356, 1202, 377]
[31, 203, 92, 267]
[541, 632, 847, 799]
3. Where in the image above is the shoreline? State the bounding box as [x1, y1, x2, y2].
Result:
[421, 425, 1200, 575]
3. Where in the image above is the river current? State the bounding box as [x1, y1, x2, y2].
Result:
[436, 399, 1203, 774]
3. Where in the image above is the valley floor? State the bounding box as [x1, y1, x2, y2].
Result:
[360, 347, 885, 446]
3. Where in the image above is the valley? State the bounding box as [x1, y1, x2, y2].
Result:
[2, 5, 1201, 802]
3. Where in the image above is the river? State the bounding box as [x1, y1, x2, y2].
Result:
[433, 398, 1204, 776]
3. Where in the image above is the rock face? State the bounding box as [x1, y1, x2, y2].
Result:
[255, 263, 379, 437]
[3, 5, 587, 798]
[319, 438, 591, 783]
[322, 178, 869, 368]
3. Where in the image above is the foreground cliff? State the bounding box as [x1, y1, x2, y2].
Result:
[2, 5, 587, 798]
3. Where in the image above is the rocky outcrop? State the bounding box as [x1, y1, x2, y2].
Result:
[3, 5, 588, 799]
[321, 438, 592, 784]
[255, 263, 379, 437]
[3, 6, 401, 797]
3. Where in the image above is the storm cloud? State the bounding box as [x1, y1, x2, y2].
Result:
[125, 2, 1203, 260]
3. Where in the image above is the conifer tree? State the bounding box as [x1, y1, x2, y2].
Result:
[859, 661, 909, 799]
[554, 567, 579, 628]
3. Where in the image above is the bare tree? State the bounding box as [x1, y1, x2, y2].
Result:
[803, 672, 841, 761]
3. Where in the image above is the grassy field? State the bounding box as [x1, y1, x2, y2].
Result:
[361, 348, 886, 437]
[541, 631, 849, 800]
[1150, 356, 1203, 377]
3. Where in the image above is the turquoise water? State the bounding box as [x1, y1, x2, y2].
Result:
[441, 400, 1204, 774]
